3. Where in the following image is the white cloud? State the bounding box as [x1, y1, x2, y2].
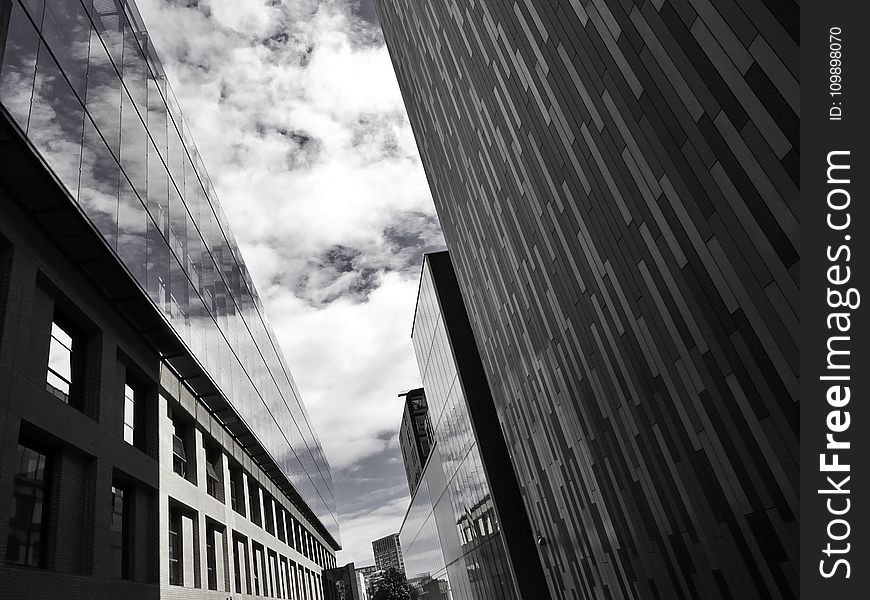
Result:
[266, 272, 421, 470]
[136, 0, 439, 561]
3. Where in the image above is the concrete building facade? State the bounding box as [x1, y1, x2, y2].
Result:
[0, 0, 340, 597]
[375, 1, 799, 599]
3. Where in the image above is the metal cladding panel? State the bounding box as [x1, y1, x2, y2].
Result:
[0, 0, 338, 542]
[376, 0, 798, 598]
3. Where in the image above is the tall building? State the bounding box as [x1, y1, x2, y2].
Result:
[0, 0, 339, 598]
[371, 533, 404, 574]
[399, 251, 546, 600]
[376, 1, 799, 598]
[397, 387, 433, 495]
[355, 564, 378, 598]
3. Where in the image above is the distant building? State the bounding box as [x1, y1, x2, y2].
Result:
[372, 533, 404, 573]
[397, 252, 546, 600]
[397, 388, 433, 494]
[324, 562, 367, 600]
[355, 565, 378, 598]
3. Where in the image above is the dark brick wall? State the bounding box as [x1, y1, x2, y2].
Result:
[374, 1, 798, 599]
[0, 185, 162, 599]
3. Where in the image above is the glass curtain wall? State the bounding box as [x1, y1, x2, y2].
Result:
[0, 0, 338, 541]
[399, 258, 518, 600]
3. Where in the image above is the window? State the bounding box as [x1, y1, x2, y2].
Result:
[229, 465, 244, 516]
[263, 493, 275, 535]
[123, 384, 136, 445]
[248, 482, 261, 527]
[276, 507, 286, 543]
[206, 524, 218, 591]
[168, 509, 182, 585]
[110, 485, 129, 578]
[171, 415, 187, 478]
[233, 532, 250, 594]
[205, 446, 221, 500]
[6, 443, 50, 568]
[252, 543, 264, 595]
[46, 319, 75, 403]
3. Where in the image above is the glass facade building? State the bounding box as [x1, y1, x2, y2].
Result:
[0, 0, 338, 543]
[399, 252, 544, 600]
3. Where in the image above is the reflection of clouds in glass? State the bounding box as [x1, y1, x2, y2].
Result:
[27, 59, 84, 199]
[0, 3, 38, 129]
[79, 118, 120, 247]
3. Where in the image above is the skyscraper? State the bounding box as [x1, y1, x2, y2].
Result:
[397, 387, 433, 495]
[376, 1, 798, 599]
[372, 533, 404, 574]
[0, 0, 338, 597]
[399, 251, 545, 600]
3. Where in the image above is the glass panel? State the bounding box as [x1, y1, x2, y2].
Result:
[117, 175, 146, 286]
[146, 216, 170, 314]
[28, 39, 84, 198]
[84, 23, 121, 159]
[90, 0, 124, 69]
[120, 10, 146, 110]
[119, 89, 146, 202]
[0, 1, 40, 129]
[39, 0, 91, 98]
[79, 114, 119, 248]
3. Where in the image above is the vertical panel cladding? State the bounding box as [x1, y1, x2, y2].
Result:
[375, 1, 798, 599]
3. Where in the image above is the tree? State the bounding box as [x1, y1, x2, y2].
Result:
[372, 567, 412, 600]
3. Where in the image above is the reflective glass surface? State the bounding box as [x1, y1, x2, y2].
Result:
[399, 258, 517, 600]
[0, 0, 337, 541]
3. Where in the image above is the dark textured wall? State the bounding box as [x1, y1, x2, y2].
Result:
[374, 1, 798, 599]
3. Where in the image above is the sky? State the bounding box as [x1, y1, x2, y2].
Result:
[136, 0, 444, 567]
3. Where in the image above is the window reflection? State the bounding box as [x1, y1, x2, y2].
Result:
[28, 38, 84, 198]
[85, 23, 121, 159]
[91, 0, 124, 69]
[118, 176, 146, 285]
[39, 0, 91, 99]
[0, 1, 40, 129]
[120, 89, 147, 201]
[79, 115, 119, 248]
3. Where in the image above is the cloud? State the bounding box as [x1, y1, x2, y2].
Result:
[136, 0, 439, 560]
